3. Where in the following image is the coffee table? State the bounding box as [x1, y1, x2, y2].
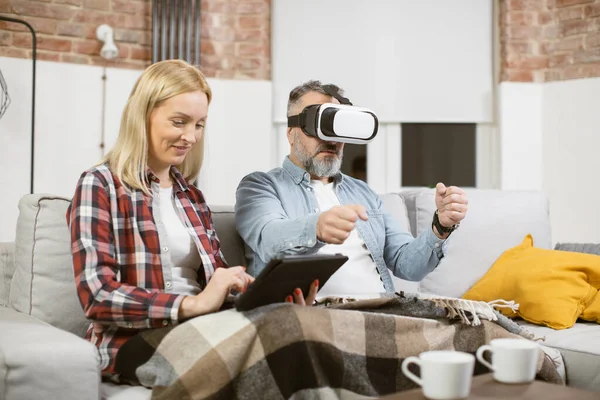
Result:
[383, 374, 599, 399]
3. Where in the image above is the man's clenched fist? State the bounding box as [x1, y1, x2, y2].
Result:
[316, 205, 368, 244]
[434, 183, 468, 237]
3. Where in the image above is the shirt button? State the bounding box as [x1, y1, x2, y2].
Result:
[156, 220, 162, 225]
[313, 208, 319, 212]
[166, 282, 172, 288]
[308, 239, 315, 245]
[162, 320, 169, 326]
[288, 242, 293, 247]
[306, 187, 312, 191]
[163, 246, 169, 252]
[435, 243, 440, 248]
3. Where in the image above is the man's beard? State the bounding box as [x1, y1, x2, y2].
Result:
[293, 132, 343, 178]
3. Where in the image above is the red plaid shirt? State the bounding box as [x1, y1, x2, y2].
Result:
[67, 164, 227, 377]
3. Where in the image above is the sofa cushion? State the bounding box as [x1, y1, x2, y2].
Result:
[101, 382, 152, 399]
[415, 189, 552, 298]
[9, 195, 90, 338]
[0, 306, 100, 400]
[210, 205, 247, 267]
[397, 188, 428, 238]
[0, 242, 15, 307]
[515, 321, 600, 390]
[555, 242, 600, 255]
[463, 235, 600, 329]
[380, 193, 411, 235]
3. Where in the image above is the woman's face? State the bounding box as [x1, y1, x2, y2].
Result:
[147, 90, 208, 174]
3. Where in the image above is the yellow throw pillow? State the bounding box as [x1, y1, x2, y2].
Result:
[463, 235, 600, 330]
[582, 291, 600, 323]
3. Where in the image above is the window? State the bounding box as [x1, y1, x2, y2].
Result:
[401, 123, 476, 187]
[341, 144, 367, 182]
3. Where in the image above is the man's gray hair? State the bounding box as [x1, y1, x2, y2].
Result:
[286, 80, 345, 117]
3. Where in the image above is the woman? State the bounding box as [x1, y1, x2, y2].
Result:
[67, 60, 318, 382]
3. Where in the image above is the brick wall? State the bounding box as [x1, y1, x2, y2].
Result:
[0, 0, 271, 79]
[501, 0, 600, 82]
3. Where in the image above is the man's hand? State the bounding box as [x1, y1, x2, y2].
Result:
[316, 205, 368, 244]
[434, 183, 468, 237]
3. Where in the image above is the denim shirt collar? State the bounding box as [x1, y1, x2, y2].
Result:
[282, 156, 344, 186]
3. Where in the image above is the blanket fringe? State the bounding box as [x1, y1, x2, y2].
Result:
[317, 292, 523, 329]
[417, 294, 498, 326]
[487, 299, 520, 313]
[416, 293, 527, 326]
[434, 298, 497, 326]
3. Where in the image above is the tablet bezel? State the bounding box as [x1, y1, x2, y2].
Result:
[234, 253, 348, 311]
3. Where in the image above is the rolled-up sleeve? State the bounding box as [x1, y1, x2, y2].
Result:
[235, 172, 324, 272]
[380, 196, 445, 281]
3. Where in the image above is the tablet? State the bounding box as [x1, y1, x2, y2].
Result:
[234, 253, 348, 312]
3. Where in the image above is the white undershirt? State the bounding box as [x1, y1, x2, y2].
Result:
[159, 187, 202, 296]
[311, 180, 385, 298]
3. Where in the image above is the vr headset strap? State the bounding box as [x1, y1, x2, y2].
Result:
[287, 114, 302, 128]
[287, 84, 353, 128]
[322, 84, 353, 106]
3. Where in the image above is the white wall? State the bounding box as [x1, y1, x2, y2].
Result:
[498, 83, 544, 191]
[542, 78, 600, 243]
[499, 78, 600, 243]
[0, 57, 32, 244]
[0, 57, 274, 242]
[272, 0, 494, 123]
[198, 79, 274, 205]
[34, 62, 105, 196]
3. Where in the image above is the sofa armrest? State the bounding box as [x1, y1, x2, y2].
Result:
[0, 242, 15, 306]
[0, 307, 100, 400]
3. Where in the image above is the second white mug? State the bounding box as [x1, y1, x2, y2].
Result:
[476, 338, 540, 384]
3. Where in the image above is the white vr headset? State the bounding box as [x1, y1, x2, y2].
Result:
[287, 87, 378, 145]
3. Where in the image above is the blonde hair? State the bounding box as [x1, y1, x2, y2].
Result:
[102, 59, 212, 193]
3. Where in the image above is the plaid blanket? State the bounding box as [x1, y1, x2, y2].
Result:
[134, 295, 562, 399]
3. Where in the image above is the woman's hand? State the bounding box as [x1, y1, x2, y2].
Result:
[284, 279, 319, 306]
[178, 266, 254, 319]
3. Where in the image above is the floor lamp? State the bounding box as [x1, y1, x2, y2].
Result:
[0, 16, 36, 194]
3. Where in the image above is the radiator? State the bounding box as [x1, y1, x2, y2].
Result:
[152, 0, 201, 64]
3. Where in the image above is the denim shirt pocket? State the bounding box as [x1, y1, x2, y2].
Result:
[364, 209, 385, 250]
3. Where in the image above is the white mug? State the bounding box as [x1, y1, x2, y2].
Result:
[476, 338, 540, 384]
[401, 351, 475, 400]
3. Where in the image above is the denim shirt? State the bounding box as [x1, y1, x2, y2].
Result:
[234, 157, 445, 293]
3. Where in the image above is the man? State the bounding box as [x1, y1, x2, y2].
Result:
[235, 80, 468, 297]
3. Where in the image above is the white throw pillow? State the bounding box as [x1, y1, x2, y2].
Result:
[9, 195, 90, 338]
[415, 189, 552, 298]
[0, 243, 15, 306]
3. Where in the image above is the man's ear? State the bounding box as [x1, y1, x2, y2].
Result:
[286, 127, 294, 146]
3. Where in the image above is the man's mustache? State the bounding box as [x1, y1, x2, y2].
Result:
[314, 144, 341, 156]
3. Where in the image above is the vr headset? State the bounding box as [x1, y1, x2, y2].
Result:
[287, 85, 378, 145]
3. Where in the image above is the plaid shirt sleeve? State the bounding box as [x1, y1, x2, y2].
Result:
[207, 207, 229, 269]
[189, 185, 229, 270]
[68, 171, 185, 329]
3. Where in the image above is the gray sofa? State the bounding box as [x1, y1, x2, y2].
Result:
[0, 189, 598, 399]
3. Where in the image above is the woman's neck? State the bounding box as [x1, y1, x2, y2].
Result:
[149, 164, 172, 188]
